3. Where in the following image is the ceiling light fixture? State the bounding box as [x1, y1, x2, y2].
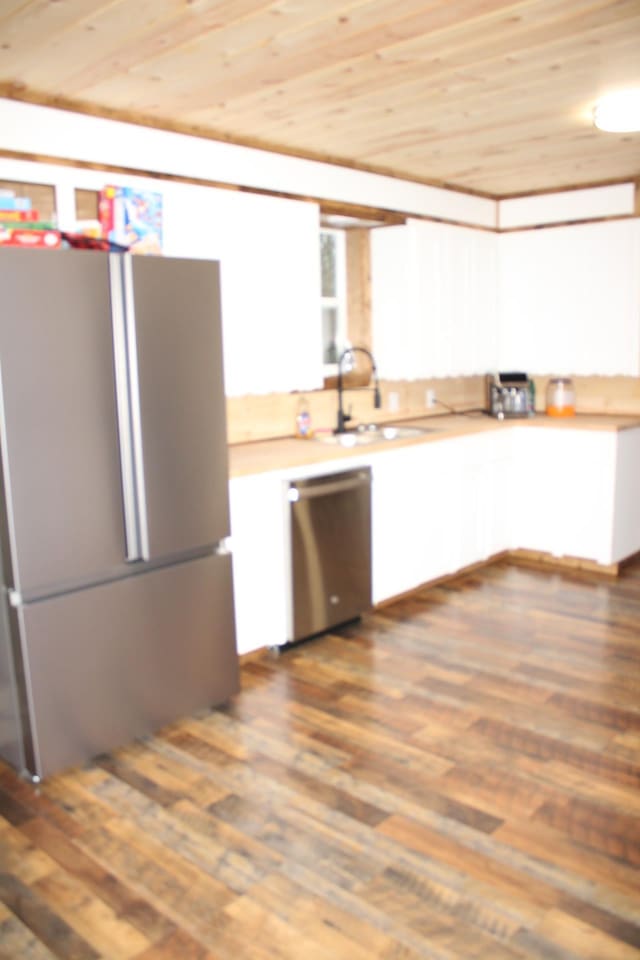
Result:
[592, 89, 640, 132]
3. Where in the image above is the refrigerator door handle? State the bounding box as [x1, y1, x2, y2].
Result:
[110, 254, 150, 562]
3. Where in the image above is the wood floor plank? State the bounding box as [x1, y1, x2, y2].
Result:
[0, 768, 84, 838]
[18, 817, 179, 944]
[0, 785, 37, 827]
[0, 555, 638, 958]
[493, 817, 640, 905]
[469, 716, 640, 789]
[31, 868, 151, 959]
[534, 908, 640, 960]
[74, 821, 240, 955]
[0, 819, 56, 885]
[130, 927, 218, 960]
[0, 912, 60, 959]
[0, 872, 100, 960]
[377, 813, 557, 924]
[532, 795, 640, 866]
[231, 870, 423, 960]
[248, 754, 389, 827]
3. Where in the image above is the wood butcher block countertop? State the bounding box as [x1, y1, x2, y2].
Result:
[228, 413, 640, 478]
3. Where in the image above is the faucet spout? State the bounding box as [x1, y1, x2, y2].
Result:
[336, 346, 381, 433]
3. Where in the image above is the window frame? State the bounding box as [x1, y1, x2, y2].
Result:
[320, 226, 348, 376]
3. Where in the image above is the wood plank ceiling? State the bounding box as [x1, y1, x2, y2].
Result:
[0, 0, 639, 197]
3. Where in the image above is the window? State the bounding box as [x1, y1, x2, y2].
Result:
[320, 227, 347, 368]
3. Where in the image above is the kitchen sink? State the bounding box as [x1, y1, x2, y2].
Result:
[315, 423, 433, 446]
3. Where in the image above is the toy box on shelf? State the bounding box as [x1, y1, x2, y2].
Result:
[0, 190, 61, 248]
[99, 186, 163, 255]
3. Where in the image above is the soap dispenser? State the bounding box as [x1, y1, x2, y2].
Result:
[295, 395, 313, 438]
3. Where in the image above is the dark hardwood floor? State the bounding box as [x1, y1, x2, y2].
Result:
[1, 556, 639, 959]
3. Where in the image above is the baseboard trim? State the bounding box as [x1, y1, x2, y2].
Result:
[372, 556, 501, 610]
[240, 547, 635, 661]
[506, 549, 619, 577]
[372, 547, 624, 612]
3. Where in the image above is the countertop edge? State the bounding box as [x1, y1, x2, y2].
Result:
[228, 413, 640, 478]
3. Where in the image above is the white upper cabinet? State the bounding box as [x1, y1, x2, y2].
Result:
[162, 182, 323, 396]
[370, 224, 417, 379]
[497, 219, 640, 376]
[373, 215, 640, 380]
[371, 219, 498, 380]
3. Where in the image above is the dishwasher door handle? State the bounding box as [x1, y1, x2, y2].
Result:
[288, 472, 370, 501]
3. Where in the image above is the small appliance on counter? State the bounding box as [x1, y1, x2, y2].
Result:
[486, 372, 535, 420]
[545, 377, 576, 416]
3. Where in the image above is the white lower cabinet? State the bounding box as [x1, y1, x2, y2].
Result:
[448, 432, 511, 571]
[359, 425, 634, 609]
[611, 427, 640, 563]
[371, 437, 482, 605]
[371, 447, 420, 602]
[229, 473, 288, 655]
[508, 427, 617, 565]
[231, 425, 639, 654]
[482, 437, 514, 558]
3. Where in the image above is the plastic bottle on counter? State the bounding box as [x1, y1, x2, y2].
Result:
[295, 396, 313, 439]
[528, 378, 536, 415]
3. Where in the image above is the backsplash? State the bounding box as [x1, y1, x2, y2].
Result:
[530, 375, 640, 416]
[227, 376, 486, 444]
[226, 375, 640, 445]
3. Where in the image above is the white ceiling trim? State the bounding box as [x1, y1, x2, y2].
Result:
[0, 99, 634, 230]
[498, 185, 636, 229]
[0, 98, 496, 228]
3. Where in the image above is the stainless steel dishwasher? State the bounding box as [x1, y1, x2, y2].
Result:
[286, 467, 372, 643]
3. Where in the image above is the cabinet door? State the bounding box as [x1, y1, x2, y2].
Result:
[370, 224, 419, 380]
[163, 182, 323, 396]
[498, 219, 640, 376]
[482, 431, 514, 558]
[229, 474, 288, 653]
[371, 220, 498, 380]
[452, 434, 503, 570]
[416, 221, 498, 377]
[371, 448, 422, 602]
[508, 428, 615, 564]
[371, 441, 460, 603]
[611, 427, 640, 563]
[429, 431, 514, 572]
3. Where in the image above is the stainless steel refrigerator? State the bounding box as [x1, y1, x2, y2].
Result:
[0, 248, 239, 779]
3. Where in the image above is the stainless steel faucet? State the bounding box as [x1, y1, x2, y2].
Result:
[336, 346, 382, 433]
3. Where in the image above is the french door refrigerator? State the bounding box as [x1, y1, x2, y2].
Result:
[0, 247, 239, 779]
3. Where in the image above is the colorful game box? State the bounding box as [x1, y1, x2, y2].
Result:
[99, 186, 163, 255]
[0, 227, 61, 248]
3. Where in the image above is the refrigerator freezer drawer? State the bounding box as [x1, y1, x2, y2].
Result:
[17, 553, 238, 778]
